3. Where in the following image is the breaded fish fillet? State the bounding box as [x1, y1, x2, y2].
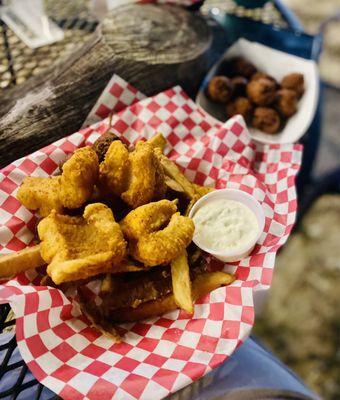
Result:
[121, 141, 156, 208]
[60, 146, 99, 209]
[17, 147, 98, 217]
[120, 199, 177, 240]
[131, 212, 195, 266]
[99, 140, 165, 209]
[38, 203, 127, 284]
[17, 176, 62, 217]
[98, 140, 129, 197]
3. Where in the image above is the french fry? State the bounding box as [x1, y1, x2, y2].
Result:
[110, 271, 235, 322]
[154, 147, 214, 201]
[171, 251, 193, 313]
[0, 244, 45, 279]
[164, 176, 185, 193]
[0, 244, 146, 282]
[147, 133, 167, 152]
[185, 195, 200, 216]
[154, 148, 196, 199]
[193, 183, 215, 198]
[191, 271, 235, 299]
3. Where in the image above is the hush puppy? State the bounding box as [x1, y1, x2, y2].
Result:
[247, 78, 277, 106]
[229, 57, 257, 78]
[93, 132, 120, 162]
[251, 72, 277, 85]
[281, 73, 304, 98]
[207, 76, 233, 103]
[252, 107, 281, 134]
[231, 76, 248, 97]
[276, 89, 298, 117]
[226, 97, 253, 122]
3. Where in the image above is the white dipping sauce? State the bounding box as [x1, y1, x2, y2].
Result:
[192, 199, 259, 252]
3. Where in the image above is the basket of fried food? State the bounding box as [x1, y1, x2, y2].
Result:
[0, 132, 234, 341]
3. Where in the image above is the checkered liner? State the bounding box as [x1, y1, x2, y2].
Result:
[0, 74, 302, 399]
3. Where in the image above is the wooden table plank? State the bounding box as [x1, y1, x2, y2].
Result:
[0, 4, 217, 167]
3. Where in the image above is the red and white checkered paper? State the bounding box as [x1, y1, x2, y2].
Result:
[0, 75, 302, 400]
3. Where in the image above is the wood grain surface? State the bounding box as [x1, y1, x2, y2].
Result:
[0, 4, 213, 167]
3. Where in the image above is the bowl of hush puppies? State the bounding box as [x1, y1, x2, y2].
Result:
[196, 39, 319, 144]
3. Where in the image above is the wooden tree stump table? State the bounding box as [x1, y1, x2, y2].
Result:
[0, 3, 217, 167]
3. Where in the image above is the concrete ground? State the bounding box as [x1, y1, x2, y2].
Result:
[252, 5, 340, 398]
[314, 86, 340, 177]
[255, 70, 340, 400]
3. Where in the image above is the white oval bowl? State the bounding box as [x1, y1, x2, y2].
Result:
[196, 38, 319, 144]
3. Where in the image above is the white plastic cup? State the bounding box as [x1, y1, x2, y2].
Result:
[188, 188, 265, 263]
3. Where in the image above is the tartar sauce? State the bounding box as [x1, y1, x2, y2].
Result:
[192, 199, 259, 252]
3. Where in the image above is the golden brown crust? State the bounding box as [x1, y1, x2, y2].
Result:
[226, 97, 253, 122]
[98, 141, 129, 197]
[17, 147, 98, 216]
[60, 147, 99, 209]
[276, 89, 298, 118]
[120, 199, 177, 240]
[130, 212, 194, 266]
[252, 107, 281, 134]
[13, 132, 236, 341]
[99, 141, 165, 208]
[17, 176, 63, 217]
[281, 73, 304, 97]
[38, 203, 127, 284]
[121, 142, 156, 208]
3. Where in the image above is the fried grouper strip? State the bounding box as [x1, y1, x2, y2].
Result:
[120, 199, 177, 240]
[17, 176, 63, 217]
[38, 203, 126, 284]
[59, 146, 99, 209]
[18, 147, 98, 217]
[99, 141, 164, 208]
[98, 140, 129, 197]
[121, 141, 156, 207]
[130, 212, 194, 266]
